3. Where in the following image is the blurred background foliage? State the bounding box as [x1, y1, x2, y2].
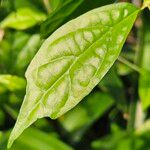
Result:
[0, 0, 150, 149]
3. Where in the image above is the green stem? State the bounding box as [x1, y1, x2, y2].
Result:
[127, 98, 137, 132]
[118, 56, 142, 74]
[4, 104, 18, 120]
[118, 56, 141, 132]
[134, 16, 144, 66]
[43, 0, 52, 14]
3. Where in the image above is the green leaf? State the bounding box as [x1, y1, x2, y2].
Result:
[12, 32, 30, 53]
[91, 122, 150, 150]
[0, 109, 5, 126]
[11, 128, 73, 150]
[139, 16, 150, 110]
[0, 74, 26, 91]
[0, 40, 11, 73]
[8, 3, 139, 148]
[15, 34, 42, 72]
[40, 0, 84, 38]
[0, 7, 46, 30]
[1, 128, 73, 150]
[117, 61, 132, 75]
[13, 0, 45, 11]
[91, 130, 130, 150]
[49, 0, 63, 11]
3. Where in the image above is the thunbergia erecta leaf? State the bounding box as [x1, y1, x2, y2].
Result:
[8, 2, 139, 148]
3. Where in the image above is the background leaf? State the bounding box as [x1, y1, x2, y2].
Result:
[40, 0, 84, 38]
[0, 74, 26, 92]
[14, 34, 42, 74]
[0, 128, 73, 150]
[0, 7, 46, 30]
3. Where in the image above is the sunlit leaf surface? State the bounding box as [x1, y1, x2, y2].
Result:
[8, 3, 139, 148]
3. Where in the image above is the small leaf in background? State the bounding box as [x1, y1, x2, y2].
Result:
[116, 61, 132, 76]
[0, 109, 5, 126]
[13, 0, 46, 12]
[0, 128, 73, 150]
[139, 13, 150, 110]
[0, 74, 26, 91]
[0, 32, 42, 75]
[8, 3, 140, 147]
[59, 92, 114, 141]
[11, 128, 73, 150]
[15, 34, 42, 72]
[91, 123, 150, 150]
[91, 125, 131, 150]
[40, 0, 84, 38]
[0, 40, 11, 73]
[12, 32, 30, 53]
[0, 7, 46, 30]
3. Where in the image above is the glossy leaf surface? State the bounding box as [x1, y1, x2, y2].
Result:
[8, 3, 139, 148]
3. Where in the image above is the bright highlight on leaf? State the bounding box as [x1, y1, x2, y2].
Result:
[0, 74, 26, 92]
[8, 3, 140, 148]
[142, 0, 150, 10]
[0, 8, 46, 30]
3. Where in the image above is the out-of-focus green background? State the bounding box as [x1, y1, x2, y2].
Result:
[0, 0, 150, 149]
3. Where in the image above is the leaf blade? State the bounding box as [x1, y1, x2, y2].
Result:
[8, 3, 140, 148]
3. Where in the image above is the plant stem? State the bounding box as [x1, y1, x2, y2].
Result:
[43, 0, 52, 14]
[118, 56, 142, 74]
[127, 97, 137, 132]
[118, 56, 138, 132]
[134, 15, 144, 67]
[3, 104, 18, 120]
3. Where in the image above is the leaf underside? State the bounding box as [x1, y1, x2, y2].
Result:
[8, 3, 139, 148]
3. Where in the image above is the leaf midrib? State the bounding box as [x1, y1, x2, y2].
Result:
[26, 8, 139, 120]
